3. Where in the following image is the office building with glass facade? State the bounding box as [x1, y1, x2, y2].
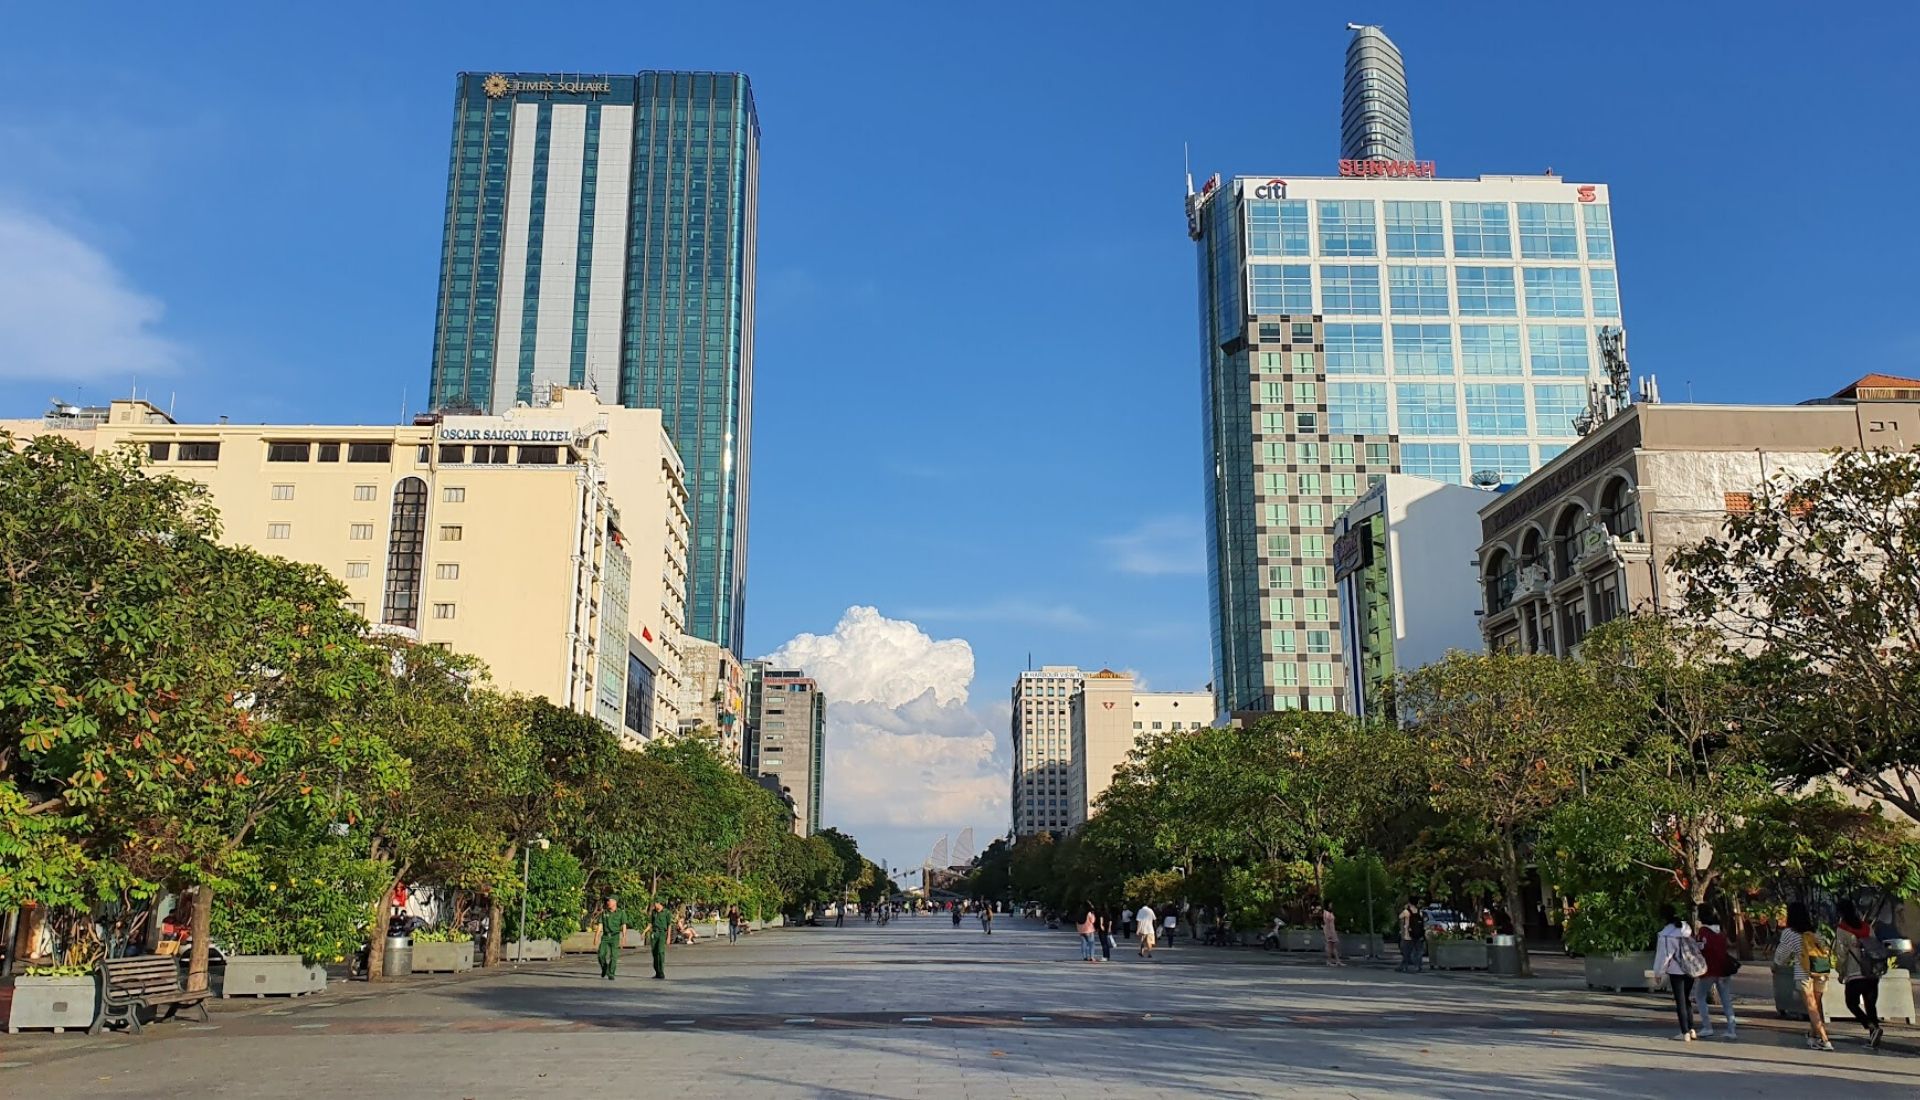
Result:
[427, 70, 758, 654]
[1192, 172, 1621, 717]
[1342, 24, 1416, 162]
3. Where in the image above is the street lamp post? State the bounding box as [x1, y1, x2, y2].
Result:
[516, 836, 549, 966]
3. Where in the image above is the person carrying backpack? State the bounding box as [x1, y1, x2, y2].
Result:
[1653, 907, 1709, 1041]
[1690, 912, 1739, 1040]
[1835, 899, 1888, 1049]
[1773, 901, 1834, 1051]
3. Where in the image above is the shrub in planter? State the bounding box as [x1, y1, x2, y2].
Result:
[1324, 855, 1399, 936]
[1565, 890, 1658, 991]
[1427, 928, 1490, 969]
[501, 847, 586, 946]
[410, 927, 476, 973]
[8, 965, 100, 1033]
[213, 832, 386, 968]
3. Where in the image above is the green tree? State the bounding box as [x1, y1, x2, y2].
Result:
[501, 845, 586, 944]
[1670, 448, 1920, 821]
[1397, 651, 1616, 976]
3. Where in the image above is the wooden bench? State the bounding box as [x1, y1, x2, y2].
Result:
[89, 956, 210, 1035]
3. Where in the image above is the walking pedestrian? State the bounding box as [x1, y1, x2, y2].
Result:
[647, 900, 671, 980]
[1077, 906, 1097, 962]
[1690, 912, 1739, 1040]
[981, 905, 994, 936]
[1162, 910, 1177, 948]
[1321, 903, 1344, 966]
[596, 897, 632, 980]
[1836, 900, 1887, 1049]
[1653, 906, 1707, 1042]
[1097, 912, 1114, 962]
[727, 904, 741, 944]
[1774, 901, 1834, 1050]
[1135, 902, 1158, 958]
[1121, 907, 1135, 940]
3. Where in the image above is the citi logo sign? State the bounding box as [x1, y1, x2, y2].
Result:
[1252, 178, 1289, 200]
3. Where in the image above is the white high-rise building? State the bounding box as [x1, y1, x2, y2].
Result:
[1010, 666, 1082, 836]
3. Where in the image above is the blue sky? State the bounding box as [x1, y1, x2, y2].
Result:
[3, 1, 1916, 872]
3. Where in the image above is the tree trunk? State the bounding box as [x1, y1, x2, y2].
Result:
[485, 894, 503, 967]
[366, 888, 389, 981]
[186, 885, 213, 994]
[1498, 830, 1532, 978]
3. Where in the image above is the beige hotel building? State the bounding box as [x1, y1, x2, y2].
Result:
[5, 388, 691, 745]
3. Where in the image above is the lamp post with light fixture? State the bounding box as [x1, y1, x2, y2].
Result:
[516, 835, 550, 964]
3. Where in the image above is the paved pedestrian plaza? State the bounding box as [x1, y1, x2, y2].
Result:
[5, 916, 1917, 1098]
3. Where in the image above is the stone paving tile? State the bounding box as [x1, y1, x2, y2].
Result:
[3, 918, 1917, 1098]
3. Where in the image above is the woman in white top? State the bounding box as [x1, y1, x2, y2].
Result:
[1652, 907, 1701, 1041]
[1773, 901, 1834, 1051]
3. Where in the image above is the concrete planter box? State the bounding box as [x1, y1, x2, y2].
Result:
[561, 931, 600, 954]
[222, 955, 327, 998]
[7, 974, 98, 1032]
[1339, 933, 1387, 958]
[1280, 929, 1322, 952]
[505, 938, 561, 961]
[411, 941, 475, 973]
[1583, 953, 1655, 992]
[621, 928, 646, 949]
[1430, 939, 1490, 970]
[1819, 971, 1917, 1024]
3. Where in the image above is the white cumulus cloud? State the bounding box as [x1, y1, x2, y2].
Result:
[763, 607, 1007, 835]
[0, 206, 183, 381]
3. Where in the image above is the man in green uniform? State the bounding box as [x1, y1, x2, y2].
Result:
[648, 901, 672, 980]
[597, 897, 631, 980]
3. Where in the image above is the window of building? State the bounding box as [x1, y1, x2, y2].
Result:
[266, 522, 291, 540]
[354, 484, 377, 502]
[317, 442, 341, 462]
[1455, 267, 1517, 316]
[1295, 441, 1319, 462]
[1460, 324, 1524, 375]
[1308, 695, 1337, 712]
[1388, 266, 1450, 315]
[1384, 200, 1444, 258]
[473, 445, 509, 464]
[380, 478, 428, 630]
[1293, 321, 1315, 340]
[347, 442, 392, 463]
[1582, 203, 1614, 260]
[1333, 473, 1357, 496]
[1469, 444, 1533, 483]
[442, 486, 465, 503]
[438, 444, 466, 464]
[1248, 198, 1311, 257]
[1276, 664, 1300, 687]
[416, 445, 430, 464]
[1260, 412, 1288, 434]
[1294, 381, 1317, 402]
[1527, 325, 1591, 376]
[1262, 472, 1286, 495]
[436, 563, 460, 580]
[517, 445, 560, 465]
[346, 562, 370, 578]
[1523, 268, 1586, 317]
[1518, 202, 1580, 259]
[1539, 443, 1570, 464]
[1319, 265, 1382, 314]
[1465, 384, 1530, 436]
[1267, 534, 1293, 555]
[1261, 442, 1286, 464]
[1272, 629, 1297, 653]
[1298, 473, 1321, 494]
[1364, 443, 1389, 465]
[267, 442, 310, 462]
[1395, 383, 1459, 436]
[1270, 597, 1294, 619]
[1295, 411, 1317, 432]
[1533, 384, 1588, 436]
[1308, 662, 1334, 687]
[349, 523, 374, 540]
[1399, 442, 1462, 483]
[1261, 382, 1286, 405]
[1301, 534, 1326, 555]
[1328, 383, 1388, 434]
[1293, 351, 1315, 371]
[270, 484, 295, 501]
[1588, 268, 1621, 317]
[1299, 503, 1323, 525]
[1264, 503, 1288, 525]
[1323, 323, 1385, 373]
[439, 525, 463, 542]
[345, 601, 366, 616]
[430, 602, 456, 620]
[1391, 324, 1454, 375]
[1316, 199, 1377, 256]
[176, 442, 220, 462]
[1305, 565, 1329, 588]
[1331, 442, 1354, 463]
[146, 441, 170, 461]
[1259, 352, 1284, 373]
[1451, 202, 1512, 258]
[1250, 264, 1313, 314]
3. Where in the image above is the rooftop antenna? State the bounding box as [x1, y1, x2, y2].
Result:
[400, 386, 408, 425]
[1183, 142, 1194, 197]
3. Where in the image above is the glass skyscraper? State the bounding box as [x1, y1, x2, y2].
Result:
[428, 70, 758, 653]
[1341, 24, 1415, 162]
